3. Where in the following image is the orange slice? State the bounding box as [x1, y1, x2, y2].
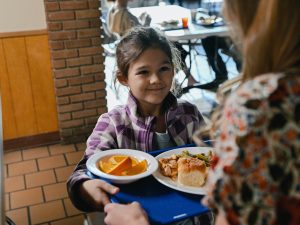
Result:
[106, 156, 132, 175]
[99, 161, 114, 173]
[131, 157, 139, 166]
[125, 159, 147, 175]
[109, 155, 139, 166]
[109, 155, 127, 165]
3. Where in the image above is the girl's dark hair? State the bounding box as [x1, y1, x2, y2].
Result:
[115, 26, 181, 80]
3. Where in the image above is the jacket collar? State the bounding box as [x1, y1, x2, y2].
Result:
[125, 91, 178, 124]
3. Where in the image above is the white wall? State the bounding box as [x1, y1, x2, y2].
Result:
[0, 0, 47, 33]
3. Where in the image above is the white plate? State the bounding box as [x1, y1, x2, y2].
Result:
[87, 149, 158, 184]
[152, 147, 213, 195]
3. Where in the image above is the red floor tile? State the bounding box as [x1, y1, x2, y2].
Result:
[37, 155, 67, 171]
[10, 187, 44, 209]
[25, 170, 56, 188]
[22, 146, 50, 160]
[29, 200, 66, 224]
[4, 151, 22, 164]
[5, 175, 25, 192]
[6, 207, 29, 225]
[49, 144, 76, 156]
[75, 142, 86, 151]
[50, 215, 85, 225]
[65, 151, 84, 165]
[43, 182, 68, 202]
[63, 198, 84, 217]
[5, 193, 10, 211]
[8, 160, 38, 177]
[55, 165, 75, 182]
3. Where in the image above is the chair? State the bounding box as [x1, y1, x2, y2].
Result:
[100, 17, 119, 57]
[220, 42, 242, 72]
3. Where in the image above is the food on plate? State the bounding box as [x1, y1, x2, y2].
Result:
[199, 15, 223, 26]
[99, 155, 147, 176]
[158, 150, 212, 187]
[160, 19, 179, 27]
[199, 16, 215, 25]
[180, 150, 211, 167]
[158, 154, 179, 180]
[177, 157, 207, 187]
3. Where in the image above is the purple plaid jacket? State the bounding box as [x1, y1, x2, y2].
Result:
[67, 92, 205, 211]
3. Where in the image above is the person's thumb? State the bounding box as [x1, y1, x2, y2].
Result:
[97, 180, 119, 195]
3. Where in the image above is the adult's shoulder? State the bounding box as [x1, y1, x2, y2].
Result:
[223, 73, 300, 132]
[230, 73, 300, 104]
[227, 73, 281, 105]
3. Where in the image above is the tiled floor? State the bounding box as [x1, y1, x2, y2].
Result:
[4, 142, 88, 225]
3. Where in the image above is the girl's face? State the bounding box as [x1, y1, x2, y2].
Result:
[121, 48, 174, 115]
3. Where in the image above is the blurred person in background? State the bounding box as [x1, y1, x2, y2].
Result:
[106, 0, 151, 37]
[198, 0, 242, 90]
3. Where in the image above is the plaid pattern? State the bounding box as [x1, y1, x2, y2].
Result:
[67, 92, 205, 211]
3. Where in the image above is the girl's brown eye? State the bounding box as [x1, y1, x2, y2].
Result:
[161, 66, 171, 72]
[136, 70, 148, 75]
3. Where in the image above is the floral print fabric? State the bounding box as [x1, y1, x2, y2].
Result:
[206, 73, 300, 225]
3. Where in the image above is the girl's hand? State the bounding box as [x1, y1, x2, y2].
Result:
[79, 179, 119, 211]
[104, 202, 150, 225]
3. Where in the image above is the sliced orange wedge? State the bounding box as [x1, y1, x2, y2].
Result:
[109, 155, 127, 165]
[106, 156, 132, 175]
[131, 157, 139, 166]
[99, 160, 115, 173]
[109, 155, 139, 166]
[125, 159, 147, 175]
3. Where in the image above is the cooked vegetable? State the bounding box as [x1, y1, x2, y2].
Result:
[179, 150, 212, 167]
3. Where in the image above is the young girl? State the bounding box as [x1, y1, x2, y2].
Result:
[67, 27, 206, 212]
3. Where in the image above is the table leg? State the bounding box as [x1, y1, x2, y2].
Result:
[188, 40, 192, 74]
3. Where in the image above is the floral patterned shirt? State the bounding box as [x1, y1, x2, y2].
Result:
[206, 73, 300, 225]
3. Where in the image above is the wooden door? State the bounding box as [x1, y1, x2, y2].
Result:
[0, 33, 58, 140]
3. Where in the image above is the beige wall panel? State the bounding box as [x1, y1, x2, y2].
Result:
[25, 35, 58, 133]
[0, 39, 18, 139]
[0, 0, 47, 33]
[3, 37, 38, 137]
